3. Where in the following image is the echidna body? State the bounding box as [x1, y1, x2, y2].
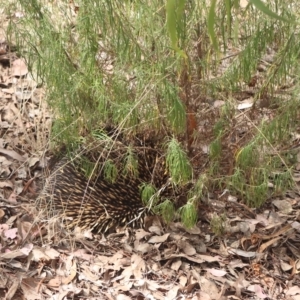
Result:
[43, 158, 153, 233]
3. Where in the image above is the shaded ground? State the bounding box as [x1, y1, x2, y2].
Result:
[1, 11, 300, 300]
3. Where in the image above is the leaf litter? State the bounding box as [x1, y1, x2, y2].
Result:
[0, 7, 300, 300]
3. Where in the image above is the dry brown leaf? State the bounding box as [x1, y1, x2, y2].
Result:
[0, 223, 9, 233]
[119, 265, 133, 282]
[148, 233, 170, 244]
[134, 241, 153, 253]
[63, 260, 77, 284]
[206, 268, 227, 277]
[228, 259, 248, 269]
[80, 264, 100, 282]
[3, 227, 18, 239]
[109, 251, 124, 263]
[146, 281, 165, 293]
[135, 228, 151, 240]
[228, 248, 256, 258]
[102, 292, 115, 300]
[194, 291, 211, 300]
[8, 260, 24, 270]
[116, 295, 131, 300]
[20, 278, 43, 300]
[185, 225, 201, 234]
[0, 121, 9, 128]
[108, 252, 127, 271]
[214, 100, 225, 108]
[18, 220, 33, 241]
[194, 274, 218, 299]
[152, 290, 166, 300]
[272, 199, 293, 214]
[94, 255, 110, 268]
[237, 99, 253, 110]
[17, 166, 27, 179]
[7, 191, 17, 202]
[181, 241, 196, 256]
[15, 89, 33, 101]
[0, 243, 33, 259]
[171, 259, 181, 271]
[48, 260, 77, 287]
[280, 260, 292, 271]
[11, 58, 28, 76]
[182, 282, 200, 295]
[148, 225, 163, 235]
[47, 277, 62, 288]
[30, 248, 51, 262]
[258, 236, 282, 253]
[0, 273, 8, 289]
[113, 280, 132, 292]
[161, 267, 175, 278]
[291, 221, 300, 231]
[179, 274, 187, 287]
[44, 248, 60, 259]
[257, 224, 293, 240]
[131, 254, 145, 279]
[247, 284, 269, 298]
[27, 156, 40, 168]
[286, 285, 300, 296]
[2, 88, 14, 94]
[0, 180, 14, 188]
[0, 148, 26, 162]
[5, 278, 19, 300]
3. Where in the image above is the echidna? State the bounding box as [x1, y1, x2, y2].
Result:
[41, 147, 165, 233]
